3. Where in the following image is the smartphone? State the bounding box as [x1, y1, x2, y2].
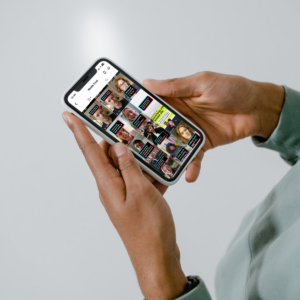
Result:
[62, 58, 205, 186]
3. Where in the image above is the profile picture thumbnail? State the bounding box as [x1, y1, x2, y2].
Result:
[142, 120, 169, 146]
[129, 133, 148, 153]
[161, 162, 179, 179]
[144, 146, 164, 164]
[110, 73, 140, 101]
[96, 88, 129, 115]
[172, 120, 195, 145]
[159, 136, 188, 164]
[107, 116, 139, 145]
[162, 115, 182, 134]
[84, 101, 117, 130]
[150, 151, 180, 179]
[121, 103, 142, 123]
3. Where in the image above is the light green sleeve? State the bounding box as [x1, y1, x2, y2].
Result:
[252, 86, 300, 165]
[175, 277, 212, 300]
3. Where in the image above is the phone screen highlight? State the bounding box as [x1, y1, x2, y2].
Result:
[67, 61, 203, 180]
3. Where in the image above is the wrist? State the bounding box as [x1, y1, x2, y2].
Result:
[252, 81, 285, 139]
[135, 253, 187, 300]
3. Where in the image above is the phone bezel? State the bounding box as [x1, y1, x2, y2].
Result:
[63, 58, 205, 183]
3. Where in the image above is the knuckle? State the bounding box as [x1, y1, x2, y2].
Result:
[168, 78, 180, 97]
[118, 156, 136, 172]
[199, 71, 212, 80]
[162, 78, 180, 97]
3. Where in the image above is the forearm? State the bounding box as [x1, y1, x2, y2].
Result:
[251, 80, 285, 139]
[129, 248, 187, 299]
[252, 85, 300, 165]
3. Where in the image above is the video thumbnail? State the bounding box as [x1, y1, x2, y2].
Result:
[121, 103, 143, 124]
[129, 134, 169, 166]
[187, 132, 202, 148]
[109, 73, 140, 101]
[161, 161, 180, 179]
[154, 154, 169, 170]
[96, 87, 129, 115]
[158, 137, 189, 164]
[149, 151, 180, 179]
[84, 101, 117, 130]
[172, 120, 198, 146]
[129, 133, 149, 153]
[141, 120, 169, 146]
[107, 116, 138, 145]
[138, 141, 156, 160]
[174, 147, 190, 162]
[162, 115, 182, 134]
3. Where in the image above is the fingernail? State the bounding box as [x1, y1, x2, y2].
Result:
[113, 143, 128, 158]
[62, 113, 69, 125]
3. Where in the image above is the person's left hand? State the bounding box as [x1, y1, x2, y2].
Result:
[62, 112, 187, 300]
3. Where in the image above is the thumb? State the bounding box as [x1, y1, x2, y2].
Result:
[143, 74, 199, 98]
[109, 143, 144, 188]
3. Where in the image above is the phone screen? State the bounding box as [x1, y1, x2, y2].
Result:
[65, 59, 204, 182]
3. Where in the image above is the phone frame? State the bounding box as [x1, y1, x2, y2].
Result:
[61, 58, 205, 186]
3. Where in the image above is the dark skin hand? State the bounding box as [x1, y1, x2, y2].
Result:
[63, 112, 186, 300]
[144, 72, 284, 182]
[63, 71, 284, 300]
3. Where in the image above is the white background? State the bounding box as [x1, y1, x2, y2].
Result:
[1, 1, 299, 299]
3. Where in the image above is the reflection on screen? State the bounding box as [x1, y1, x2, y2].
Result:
[68, 61, 202, 179]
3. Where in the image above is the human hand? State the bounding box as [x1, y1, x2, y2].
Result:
[62, 112, 187, 300]
[144, 72, 285, 182]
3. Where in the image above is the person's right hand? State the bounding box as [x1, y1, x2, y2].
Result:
[144, 72, 285, 182]
[62, 112, 187, 300]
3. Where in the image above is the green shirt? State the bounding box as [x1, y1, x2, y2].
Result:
[176, 86, 300, 300]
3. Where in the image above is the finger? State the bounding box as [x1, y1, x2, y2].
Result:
[109, 143, 145, 190]
[104, 139, 167, 194]
[142, 170, 157, 184]
[62, 112, 122, 197]
[99, 140, 115, 167]
[185, 149, 204, 183]
[99, 139, 111, 152]
[143, 75, 199, 98]
[175, 243, 181, 261]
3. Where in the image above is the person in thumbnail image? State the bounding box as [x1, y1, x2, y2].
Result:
[150, 152, 169, 168]
[133, 140, 144, 151]
[116, 127, 137, 145]
[146, 147, 164, 165]
[94, 107, 114, 126]
[89, 105, 115, 129]
[143, 121, 165, 145]
[163, 115, 182, 133]
[102, 92, 129, 115]
[115, 77, 131, 93]
[122, 107, 139, 122]
[161, 164, 178, 178]
[129, 133, 151, 156]
[165, 143, 182, 159]
[114, 75, 140, 101]
[176, 123, 194, 144]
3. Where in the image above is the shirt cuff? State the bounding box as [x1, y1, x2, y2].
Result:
[252, 86, 300, 166]
[175, 276, 212, 300]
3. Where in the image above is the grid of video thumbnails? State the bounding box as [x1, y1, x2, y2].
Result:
[83, 69, 202, 179]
